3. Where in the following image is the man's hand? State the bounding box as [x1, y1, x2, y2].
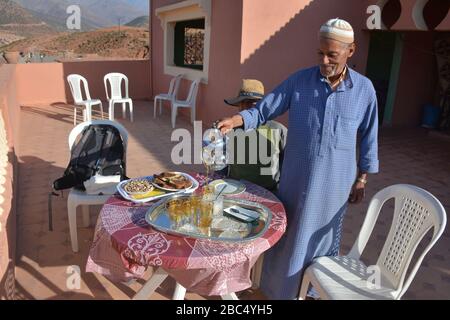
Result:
[349, 181, 366, 204]
[217, 115, 244, 135]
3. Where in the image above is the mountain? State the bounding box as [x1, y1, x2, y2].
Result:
[1, 26, 150, 59]
[12, 0, 150, 29]
[0, 0, 43, 24]
[12, 0, 106, 30]
[75, 0, 147, 26]
[0, 0, 56, 39]
[125, 16, 149, 28]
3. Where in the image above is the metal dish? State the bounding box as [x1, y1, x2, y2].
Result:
[145, 195, 272, 242]
[208, 179, 246, 196]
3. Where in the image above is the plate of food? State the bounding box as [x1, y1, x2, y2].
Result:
[152, 172, 195, 192]
[117, 174, 199, 204]
[122, 178, 154, 196]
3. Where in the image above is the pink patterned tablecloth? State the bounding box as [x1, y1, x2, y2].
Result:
[86, 173, 287, 296]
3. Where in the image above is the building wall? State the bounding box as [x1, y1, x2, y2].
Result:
[152, 0, 372, 126]
[241, 0, 371, 83]
[240, 0, 371, 125]
[151, 0, 244, 126]
[15, 60, 152, 105]
[151, 0, 447, 128]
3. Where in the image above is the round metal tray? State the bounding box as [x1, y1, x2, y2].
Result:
[145, 195, 272, 242]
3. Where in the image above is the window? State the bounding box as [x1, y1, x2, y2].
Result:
[174, 19, 205, 70]
[156, 0, 211, 82]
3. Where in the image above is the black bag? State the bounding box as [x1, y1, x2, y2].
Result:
[53, 124, 126, 191]
[49, 124, 126, 231]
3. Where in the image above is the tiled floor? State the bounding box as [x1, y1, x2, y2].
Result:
[14, 101, 450, 300]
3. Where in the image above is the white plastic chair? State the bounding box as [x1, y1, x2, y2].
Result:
[67, 120, 128, 252]
[298, 184, 447, 300]
[104, 73, 134, 122]
[171, 78, 201, 128]
[153, 74, 183, 118]
[67, 74, 104, 125]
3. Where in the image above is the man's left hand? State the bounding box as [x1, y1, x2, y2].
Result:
[349, 181, 366, 204]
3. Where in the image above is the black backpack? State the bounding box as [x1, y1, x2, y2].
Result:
[49, 124, 126, 231]
[53, 124, 126, 191]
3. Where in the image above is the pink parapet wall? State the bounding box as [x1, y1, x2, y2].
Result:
[0, 65, 20, 300]
[15, 63, 67, 105]
[15, 60, 152, 105]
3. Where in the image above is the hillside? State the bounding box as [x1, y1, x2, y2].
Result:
[12, 0, 105, 30]
[126, 16, 149, 28]
[0, 0, 41, 24]
[0, 0, 56, 42]
[12, 0, 149, 29]
[0, 30, 23, 46]
[1, 26, 150, 60]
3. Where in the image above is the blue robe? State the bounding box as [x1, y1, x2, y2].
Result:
[239, 66, 379, 299]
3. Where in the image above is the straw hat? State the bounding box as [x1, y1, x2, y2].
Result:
[224, 79, 265, 106]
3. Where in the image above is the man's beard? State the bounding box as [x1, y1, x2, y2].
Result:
[320, 64, 339, 78]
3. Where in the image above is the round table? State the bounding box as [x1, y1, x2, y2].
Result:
[87, 173, 287, 297]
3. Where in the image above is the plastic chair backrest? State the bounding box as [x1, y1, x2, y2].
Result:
[186, 79, 201, 105]
[68, 120, 129, 153]
[167, 74, 183, 98]
[172, 74, 183, 99]
[67, 74, 92, 104]
[104, 73, 129, 100]
[348, 184, 447, 299]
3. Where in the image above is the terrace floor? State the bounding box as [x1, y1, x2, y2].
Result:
[14, 101, 450, 300]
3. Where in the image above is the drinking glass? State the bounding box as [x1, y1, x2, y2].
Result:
[167, 200, 182, 229]
[213, 196, 224, 217]
[199, 199, 214, 236]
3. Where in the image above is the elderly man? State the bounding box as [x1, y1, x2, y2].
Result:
[218, 18, 379, 300]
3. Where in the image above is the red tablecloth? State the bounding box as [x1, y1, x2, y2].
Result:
[86, 174, 287, 296]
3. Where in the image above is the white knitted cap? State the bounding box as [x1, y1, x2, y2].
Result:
[319, 18, 354, 44]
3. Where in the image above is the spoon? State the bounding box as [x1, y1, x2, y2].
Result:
[228, 207, 259, 225]
[215, 184, 227, 200]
